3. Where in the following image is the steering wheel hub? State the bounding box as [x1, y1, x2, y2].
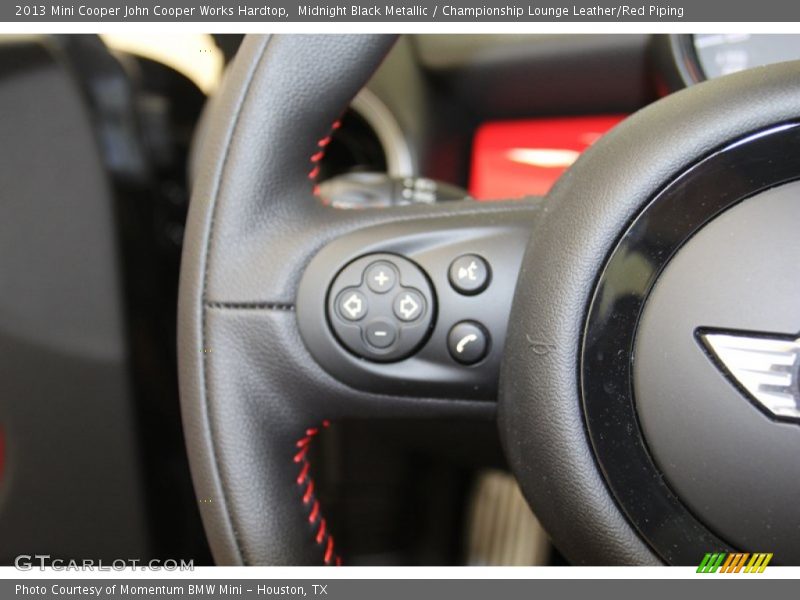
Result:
[500, 65, 800, 565]
[635, 180, 800, 564]
[584, 123, 800, 564]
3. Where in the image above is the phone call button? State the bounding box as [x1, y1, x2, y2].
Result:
[448, 321, 489, 365]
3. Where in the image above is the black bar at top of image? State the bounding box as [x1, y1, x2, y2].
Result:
[2, 0, 800, 22]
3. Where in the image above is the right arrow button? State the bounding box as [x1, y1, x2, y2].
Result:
[393, 289, 425, 322]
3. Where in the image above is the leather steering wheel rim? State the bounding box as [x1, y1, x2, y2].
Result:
[499, 60, 800, 565]
[179, 34, 520, 566]
[178, 34, 403, 565]
[179, 34, 800, 566]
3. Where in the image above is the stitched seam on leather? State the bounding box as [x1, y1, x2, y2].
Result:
[294, 420, 342, 566]
[206, 301, 295, 311]
[309, 120, 341, 198]
[205, 204, 542, 312]
[201, 34, 274, 567]
[204, 205, 541, 310]
[197, 33, 539, 565]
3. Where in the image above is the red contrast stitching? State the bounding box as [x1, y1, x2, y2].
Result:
[309, 121, 341, 198]
[293, 420, 342, 566]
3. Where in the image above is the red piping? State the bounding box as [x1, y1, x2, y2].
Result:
[297, 126, 343, 564]
[296, 462, 310, 485]
[303, 480, 315, 504]
[308, 501, 320, 523]
[293, 420, 342, 566]
[309, 121, 342, 199]
[315, 519, 327, 543]
[293, 445, 309, 463]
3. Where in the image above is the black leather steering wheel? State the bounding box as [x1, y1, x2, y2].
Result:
[179, 34, 800, 565]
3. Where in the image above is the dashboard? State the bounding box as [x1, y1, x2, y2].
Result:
[670, 33, 800, 85]
[326, 34, 800, 202]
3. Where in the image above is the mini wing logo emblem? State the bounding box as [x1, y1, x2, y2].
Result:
[699, 329, 800, 423]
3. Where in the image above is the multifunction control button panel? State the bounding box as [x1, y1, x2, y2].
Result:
[296, 210, 538, 400]
[327, 253, 435, 362]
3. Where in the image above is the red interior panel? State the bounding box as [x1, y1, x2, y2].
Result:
[470, 115, 627, 199]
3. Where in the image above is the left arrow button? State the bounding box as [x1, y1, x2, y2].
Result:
[337, 289, 368, 321]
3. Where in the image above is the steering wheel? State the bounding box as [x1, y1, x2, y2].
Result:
[178, 35, 800, 565]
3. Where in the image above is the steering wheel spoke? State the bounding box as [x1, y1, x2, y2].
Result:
[179, 32, 540, 566]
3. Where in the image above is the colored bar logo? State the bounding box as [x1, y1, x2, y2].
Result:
[697, 553, 773, 573]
